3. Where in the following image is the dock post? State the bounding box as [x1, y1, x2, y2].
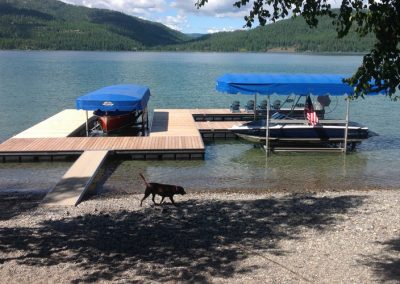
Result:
[343, 97, 350, 153]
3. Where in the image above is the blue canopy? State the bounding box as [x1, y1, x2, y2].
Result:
[76, 84, 150, 111]
[216, 73, 382, 96]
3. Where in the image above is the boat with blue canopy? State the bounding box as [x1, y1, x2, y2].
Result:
[76, 84, 150, 135]
[216, 73, 384, 152]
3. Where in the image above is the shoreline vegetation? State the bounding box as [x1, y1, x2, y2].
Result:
[0, 49, 369, 56]
[0, 0, 375, 53]
[1, 189, 399, 282]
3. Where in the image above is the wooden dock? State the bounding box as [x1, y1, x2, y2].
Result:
[3, 108, 346, 159]
[0, 108, 352, 205]
[151, 109, 202, 137]
[14, 109, 95, 138]
[0, 108, 248, 206]
[42, 150, 109, 206]
[0, 109, 207, 160]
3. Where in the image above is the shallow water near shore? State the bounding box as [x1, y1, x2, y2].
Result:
[0, 51, 399, 194]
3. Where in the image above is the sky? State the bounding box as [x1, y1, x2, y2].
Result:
[61, 0, 252, 34]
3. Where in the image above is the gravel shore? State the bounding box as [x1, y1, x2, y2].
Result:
[1, 189, 400, 283]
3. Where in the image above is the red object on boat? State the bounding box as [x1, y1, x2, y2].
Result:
[95, 111, 134, 133]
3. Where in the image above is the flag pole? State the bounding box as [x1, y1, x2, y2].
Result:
[343, 96, 350, 153]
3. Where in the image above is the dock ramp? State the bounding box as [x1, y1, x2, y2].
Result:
[42, 150, 109, 206]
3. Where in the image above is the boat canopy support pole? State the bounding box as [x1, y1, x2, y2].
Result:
[343, 96, 350, 153]
[254, 93, 257, 120]
[85, 110, 89, 137]
[146, 108, 149, 130]
[141, 110, 145, 136]
[265, 96, 270, 155]
[142, 107, 149, 136]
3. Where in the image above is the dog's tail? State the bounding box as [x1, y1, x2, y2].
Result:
[139, 173, 149, 187]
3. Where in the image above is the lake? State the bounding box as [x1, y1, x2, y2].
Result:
[0, 51, 399, 194]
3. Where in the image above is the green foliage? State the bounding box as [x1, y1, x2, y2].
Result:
[163, 15, 375, 53]
[0, 0, 190, 50]
[0, 0, 376, 53]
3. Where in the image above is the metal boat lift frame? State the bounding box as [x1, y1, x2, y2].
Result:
[263, 95, 351, 154]
[215, 73, 380, 154]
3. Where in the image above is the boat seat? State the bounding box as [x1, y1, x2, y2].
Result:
[258, 100, 269, 110]
[244, 100, 255, 113]
[272, 99, 281, 110]
[230, 101, 240, 113]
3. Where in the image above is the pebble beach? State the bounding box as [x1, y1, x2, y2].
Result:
[1, 189, 399, 283]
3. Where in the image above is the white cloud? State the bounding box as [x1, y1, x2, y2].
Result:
[172, 0, 343, 18]
[61, 0, 167, 17]
[163, 13, 188, 31]
[60, 0, 254, 32]
[171, 0, 250, 18]
[207, 26, 238, 33]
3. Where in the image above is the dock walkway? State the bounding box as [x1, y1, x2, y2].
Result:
[42, 150, 109, 206]
[14, 109, 95, 138]
[0, 109, 207, 159]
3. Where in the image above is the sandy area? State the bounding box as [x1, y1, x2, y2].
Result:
[1, 189, 400, 283]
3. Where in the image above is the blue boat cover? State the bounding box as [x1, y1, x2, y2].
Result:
[216, 73, 383, 96]
[76, 84, 150, 111]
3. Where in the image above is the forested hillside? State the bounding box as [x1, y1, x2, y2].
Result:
[0, 0, 375, 53]
[167, 13, 375, 53]
[0, 0, 190, 50]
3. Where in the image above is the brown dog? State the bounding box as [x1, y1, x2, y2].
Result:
[139, 173, 186, 206]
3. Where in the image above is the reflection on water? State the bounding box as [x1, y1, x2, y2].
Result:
[0, 140, 398, 195]
[93, 140, 396, 196]
[0, 162, 71, 194]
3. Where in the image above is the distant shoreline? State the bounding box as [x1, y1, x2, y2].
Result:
[0, 49, 367, 56]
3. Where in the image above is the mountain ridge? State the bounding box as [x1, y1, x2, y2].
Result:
[0, 0, 375, 53]
[0, 0, 190, 50]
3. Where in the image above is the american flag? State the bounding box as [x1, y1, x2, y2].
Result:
[304, 95, 319, 126]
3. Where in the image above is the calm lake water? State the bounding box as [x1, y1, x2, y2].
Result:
[0, 51, 399, 194]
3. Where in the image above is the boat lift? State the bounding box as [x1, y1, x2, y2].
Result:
[76, 84, 150, 137]
[216, 73, 383, 154]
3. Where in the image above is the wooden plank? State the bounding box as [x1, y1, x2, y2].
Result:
[0, 109, 213, 155]
[0, 136, 206, 153]
[196, 121, 243, 131]
[14, 109, 95, 138]
[151, 109, 201, 137]
[42, 150, 109, 206]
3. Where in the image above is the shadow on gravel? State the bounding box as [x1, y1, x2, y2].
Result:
[364, 237, 400, 281]
[0, 195, 365, 282]
[0, 194, 42, 221]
